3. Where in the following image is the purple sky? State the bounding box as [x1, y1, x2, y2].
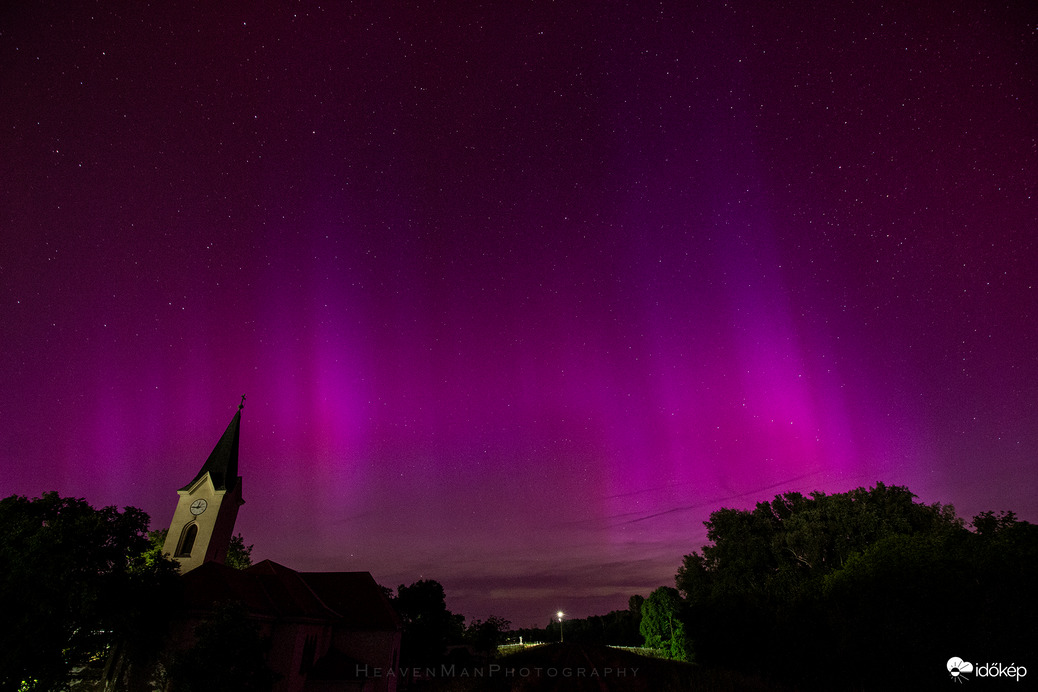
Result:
[2, 2, 1036, 627]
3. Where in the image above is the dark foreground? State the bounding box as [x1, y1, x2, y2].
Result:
[412, 643, 795, 692]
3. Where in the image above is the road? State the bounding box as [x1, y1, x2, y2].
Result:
[416, 643, 729, 692]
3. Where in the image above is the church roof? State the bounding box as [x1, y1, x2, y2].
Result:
[180, 408, 241, 492]
[298, 570, 401, 631]
[180, 559, 401, 632]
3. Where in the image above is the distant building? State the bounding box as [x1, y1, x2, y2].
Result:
[155, 402, 402, 692]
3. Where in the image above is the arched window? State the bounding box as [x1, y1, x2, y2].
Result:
[176, 523, 198, 557]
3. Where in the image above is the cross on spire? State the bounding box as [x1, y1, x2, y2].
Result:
[239, 394, 246, 411]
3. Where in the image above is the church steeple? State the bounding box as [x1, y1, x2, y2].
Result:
[163, 399, 246, 573]
[179, 404, 241, 492]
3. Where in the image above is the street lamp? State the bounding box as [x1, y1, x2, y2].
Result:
[557, 611, 564, 643]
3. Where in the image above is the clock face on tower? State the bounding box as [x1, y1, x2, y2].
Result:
[190, 498, 208, 515]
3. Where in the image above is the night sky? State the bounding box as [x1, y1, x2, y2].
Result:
[2, 2, 1036, 627]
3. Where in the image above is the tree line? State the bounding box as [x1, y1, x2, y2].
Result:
[509, 603, 644, 650]
[642, 482, 1038, 689]
[488, 482, 1036, 689]
[4, 483, 1035, 690]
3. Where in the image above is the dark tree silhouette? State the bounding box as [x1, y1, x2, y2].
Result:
[0, 492, 179, 691]
[166, 601, 277, 692]
[672, 484, 1037, 689]
[391, 579, 464, 667]
[465, 616, 511, 656]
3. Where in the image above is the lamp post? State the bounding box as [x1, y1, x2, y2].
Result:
[557, 611, 564, 643]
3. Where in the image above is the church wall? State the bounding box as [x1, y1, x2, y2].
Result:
[332, 629, 401, 692]
[203, 479, 242, 564]
[265, 621, 335, 692]
[162, 477, 222, 573]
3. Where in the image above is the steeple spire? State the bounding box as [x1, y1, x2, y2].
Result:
[179, 402, 242, 492]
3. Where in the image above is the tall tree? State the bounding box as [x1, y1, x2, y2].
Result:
[639, 587, 692, 661]
[465, 616, 511, 656]
[392, 580, 464, 667]
[0, 492, 179, 691]
[676, 482, 962, 603]
[225, 533, 254, 570]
